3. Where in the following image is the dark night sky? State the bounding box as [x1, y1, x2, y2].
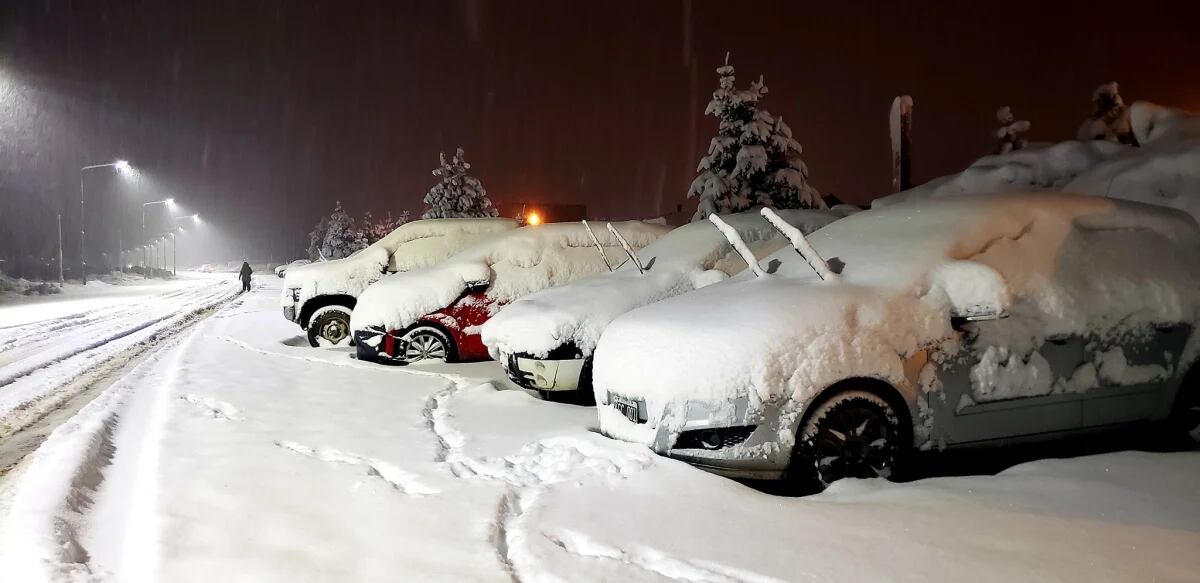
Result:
[1, 0, 1198, 264]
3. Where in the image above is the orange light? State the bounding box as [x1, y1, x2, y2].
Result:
[526, 211, 542, 226]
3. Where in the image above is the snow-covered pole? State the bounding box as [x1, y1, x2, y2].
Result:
[760, 208, 837, 281]
[707, 214, 766, 278]
[581, 220, 613, 272]
[606, 223, 645, 274]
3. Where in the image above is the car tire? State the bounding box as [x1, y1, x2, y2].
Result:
[400, 326, 455, 364]
[1167, 368, 1200, 449]
[307, 306, 353, 348]
[791, 389, 905, 489]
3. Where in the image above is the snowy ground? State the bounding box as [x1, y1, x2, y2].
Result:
[1, 278, 1197, 582]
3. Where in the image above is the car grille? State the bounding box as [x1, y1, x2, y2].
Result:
[673, 426, 757, 450]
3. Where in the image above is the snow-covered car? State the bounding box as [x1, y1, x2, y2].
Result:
[593, 194, 1200, 488]
[274, 259, 311, 278]
[351, 220, 672, 365]
[481, 208, 847, 402]
[281, 218, 517, 346]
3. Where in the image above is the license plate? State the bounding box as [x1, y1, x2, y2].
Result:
[611, 395, 640, 423]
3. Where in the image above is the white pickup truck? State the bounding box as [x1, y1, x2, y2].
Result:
[281, 218, 517, 346]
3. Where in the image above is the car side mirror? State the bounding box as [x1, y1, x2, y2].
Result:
[927, 261, 1011, 324]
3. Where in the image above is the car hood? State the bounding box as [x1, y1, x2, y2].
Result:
[481, 265, 704, 358]
[280, 248, 389, 308]
[591, 273, 949, 436]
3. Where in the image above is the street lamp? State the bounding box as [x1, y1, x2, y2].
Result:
[79, 159, 134, 284]
[168, 214, 199, 275]
[142, 198, 174, 279]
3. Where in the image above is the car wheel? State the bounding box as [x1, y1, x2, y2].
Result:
[307, 306, 352, 348]
[401, 327, 454, 363]
[793, 390, 904, 488]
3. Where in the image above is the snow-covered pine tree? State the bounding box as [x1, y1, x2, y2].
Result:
[319, 201, 367, 260]
[421, 148, 499, 219]
[687, 55, 822, 220]
[762, 115, 822, 209]
[994, 106, 1031, 154]
[306, 215, 328, 261]
[1077, 82, 1138, 146]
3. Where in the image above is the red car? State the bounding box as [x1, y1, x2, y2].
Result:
[351, 221, 671, 365]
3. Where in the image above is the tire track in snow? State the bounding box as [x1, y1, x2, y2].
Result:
[273, 440, 439, 497]
[178, 394, 241, 421]
[544, 529, 787, 583]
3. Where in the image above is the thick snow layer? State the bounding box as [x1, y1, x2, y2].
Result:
[350, 221, 671, 333]
[480, 209, 842, 358]
[593, 194, 1200, 445]
[280, 217, 516, 309]
[3, 278, 1197, 581]
[876, 140, 1127, 207]
[877, 103, 1200, 223]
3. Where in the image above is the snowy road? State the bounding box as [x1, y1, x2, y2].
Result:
[0, 274, 241, 473]
[1, 278, 1197, 582]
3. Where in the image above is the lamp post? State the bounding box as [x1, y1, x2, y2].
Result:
[142, 198, 175, 278]
[169, 214, 199, 276]
[79, 160, 132, 284]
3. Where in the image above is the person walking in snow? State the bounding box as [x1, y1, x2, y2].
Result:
[238, 261, 253, 292]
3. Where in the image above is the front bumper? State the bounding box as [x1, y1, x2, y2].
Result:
[353, 327, 405, 365]
[502, 353, 589, 391]
[598, 393, 791, 480]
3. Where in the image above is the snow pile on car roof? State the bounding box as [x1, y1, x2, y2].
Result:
[593, 194, 1200, 445]
[876, 103, 1200, 222]
[480, 209, 844, 358]
[281, 218, 516, 308]
[350, 221, 670, 333]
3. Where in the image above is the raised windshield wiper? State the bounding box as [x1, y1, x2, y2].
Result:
[707, 214, 766, 278]
[760, 208, 838, 281]
[581, 220, 613, 272]
[606, 223, 645, 274]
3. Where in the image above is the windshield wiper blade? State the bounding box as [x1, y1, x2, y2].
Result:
[581, 220, 613, 272]
[707, 214, 766, 278]
[606, 223, 645, 274]
[760, 208, 838, 281]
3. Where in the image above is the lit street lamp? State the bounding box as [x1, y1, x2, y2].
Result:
[168, 214, 199, 276]
[79, 159, 134, 284]
[142, 198, 175, 278]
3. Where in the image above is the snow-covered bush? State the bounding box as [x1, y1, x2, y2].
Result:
[363, 210, 411, 244]
[994, 106, 1030, 154]
[1077, 82, 1138, 146]
[688, 55, 822, 220]
[422, 148, 499, 220]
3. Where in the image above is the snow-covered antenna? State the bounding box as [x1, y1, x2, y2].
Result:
[707, 214, 766, 278]
[760, 208, 838, 281]
[581, 220, 613, 272]
[606, 223, 645, 274]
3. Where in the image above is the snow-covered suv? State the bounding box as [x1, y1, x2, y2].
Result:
[481, 208, 846, 402]
[281, 218, 516, 346]
[594, 194, 1200, 488]
[351, 220, 671, 365]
